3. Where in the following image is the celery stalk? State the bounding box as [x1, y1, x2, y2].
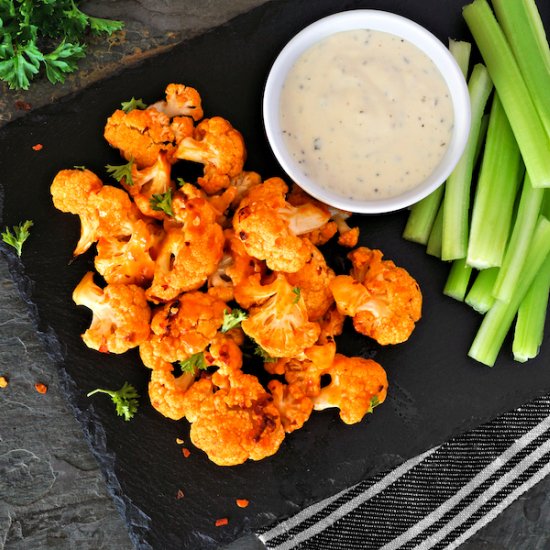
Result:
[467, 94, 523, 269]
[449, 38, 472, 77]
[512, 254, 550, 362]
[492, 0, 550, 137]
[441, 63, 493, 261]
[463, 0, 550, 189]
[444, 258, 473, 301]
[465, 267, 498, 314]
[402, 40, 471, 245]
[426, 203, 443, 258]
[468, 215, 550, 367]
[492, 173, 544, 302]
[402, 186, 444, 245]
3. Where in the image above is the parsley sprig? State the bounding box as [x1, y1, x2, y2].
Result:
[87, 382, 139, 421]
[150, 189, 174, 217]
[221, 308, 248, 333]
[0, 0, 123, 90]
[121, 97, 147, 113]
[105, 158, 134, 186]
[178, 352, 208, 375]
[1, 220, 33, 257]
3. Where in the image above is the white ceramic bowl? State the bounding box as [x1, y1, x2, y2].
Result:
[263, 10, 471, 214]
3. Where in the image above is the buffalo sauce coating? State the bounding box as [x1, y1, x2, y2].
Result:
[279, 29, 454, 200]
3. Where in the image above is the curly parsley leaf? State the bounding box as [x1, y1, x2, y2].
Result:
[87, 382, 139, 421]
[292, 287, 301, 304]
[1, 220, 33, 257]
[105, 158, 134, 186]
[178, 352, 208, 375]
[121, 97, 147, 113]
[368, 395, 381, 414]
[150, 189, 174, 217]
[43, 40, 86, 85]
[0, 0, 123, 90]
[221, 308, 248, 333]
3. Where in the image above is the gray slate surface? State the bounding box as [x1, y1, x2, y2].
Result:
[1, 1, 550, 549]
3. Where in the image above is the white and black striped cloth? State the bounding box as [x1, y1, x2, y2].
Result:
[257, 395, 550, 549]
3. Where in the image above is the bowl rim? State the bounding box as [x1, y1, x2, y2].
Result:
[262, 9, 471, 214]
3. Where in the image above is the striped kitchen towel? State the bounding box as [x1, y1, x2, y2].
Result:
[257, 394, 550, 549]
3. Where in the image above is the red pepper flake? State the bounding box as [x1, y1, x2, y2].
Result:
[35, 382, 48, 394]
[182, 447, 191, 458]
[215, 518, 229, 527]
[15, 100, 32, 111]
[32, 143, 43, 151]
[236, 499, 249, 508]
[0, 376, 8, 388]
[176, 489, 185, 500]
[175, 438, 184, 445]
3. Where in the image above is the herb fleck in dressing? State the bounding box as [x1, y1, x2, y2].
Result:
[280, 29, 454, 200]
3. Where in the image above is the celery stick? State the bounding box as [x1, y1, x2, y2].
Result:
[465, 267, 498, 314]
[492, 173, 544, 302]
[492, 0, 550, 137]
[463, 0, 550, 189]
[467, 94, 523, 269]
[444, 258, 473, 301]
[449, 38, 472, 77]
[442, 63, 493, 261]
[512, 254, 550, 362]
[402, 40, 471, 245]
[426, 203, 443, 258]
[468, 215, 550, 367]
[403, 186, 444, 244]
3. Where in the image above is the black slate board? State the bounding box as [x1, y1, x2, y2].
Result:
[1, 0, 549, 548]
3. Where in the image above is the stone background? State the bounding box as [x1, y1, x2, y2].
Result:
[1, 1, 550, 549]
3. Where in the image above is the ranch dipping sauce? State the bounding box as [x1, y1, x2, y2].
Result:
[279, 29, 454, 200]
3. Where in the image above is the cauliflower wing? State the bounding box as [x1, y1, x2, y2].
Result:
[175, 116, 246, 194]
[148, 368, 196, 421]
[139, 291, 227, 369]
[268, 380, 313, 433]
[330, 247, 422, 345]
[233, 177, 315, 273]
[126, 152, 174, 220]
[240, 273, 321, 358]
[187, 369, 285, 466]
[104, 108, 176, 168]
[146, 194, 225, 303]
[151, 83, 204, 121]
[285, 240, 335, 321]
[51, 169, 103, 255]
[72, 272, 151, 353]
[95, 219, 164, 286]
[312, 354, 388, 424]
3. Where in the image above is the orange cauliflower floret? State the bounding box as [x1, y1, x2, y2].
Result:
[151, 83, 204, 121]
[233, 178, 328, 273]
[317, 304, 345, 345]
[287, 185, 359, 247]
[330, 247, 422, 345]
[125, 152, 174, 220]
[139, 291, 227, 370]
[285, 240, 335, 321]
[175, 116, 245, 194]
[267, 380, 313, 433]
[240, 273, 320, 358]
[148, 367, 196, 421]
[50, 169, 103, 255]
[266, 343, 336, 398]
[72, 272, 151, 354]
[208, 230, 266, 303]
[146, 193, 224, 303]
[104, 108, 175, 168]
[312, 354, 388, 424]
[187, 369, 285, 466]
[95, 219, 164, 286]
